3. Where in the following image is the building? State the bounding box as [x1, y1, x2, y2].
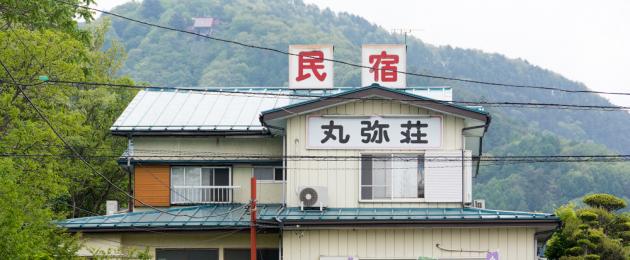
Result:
[191, 17, 215, 36]
[59, 84, 559, 260]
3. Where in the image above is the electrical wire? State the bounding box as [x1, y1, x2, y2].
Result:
[2, 79, 628, 111]
[0, 58, 249, 219]
[30, 79, 630, 111]
[48, 0, 630, 97]
[2, 152, 630, 162]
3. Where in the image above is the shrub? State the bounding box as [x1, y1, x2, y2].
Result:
[566, 246, 585, 255]
[579, 211, 598, 222]
[584, 254, 600, 260]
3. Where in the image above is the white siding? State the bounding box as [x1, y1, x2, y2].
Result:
[132, 136, 282, 157]
[283, 228, 537, 260]
[286, 100, 469, 208]
[424, 150, 470, 203]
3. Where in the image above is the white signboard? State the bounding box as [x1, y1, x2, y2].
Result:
[289, 44, 334, 89]
[307, 116, 441, 149]
[361, 44, 406, 88]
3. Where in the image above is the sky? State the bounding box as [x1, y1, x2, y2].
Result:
[93, 0, 630, 106]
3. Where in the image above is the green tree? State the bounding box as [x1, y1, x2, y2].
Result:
[1, 1, 136, 257]
[0, 0, 95, 40]
[545, 194, 630, 259]
[140, 0, 164, 20]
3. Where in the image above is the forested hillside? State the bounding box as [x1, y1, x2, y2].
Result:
[106, 0, 630, 212]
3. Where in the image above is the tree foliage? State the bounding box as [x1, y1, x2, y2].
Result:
[545, 194, 630, 259]
[0, 0, 95, 40]
[584, 194, 628, 212]
[0, 1, 135, 258]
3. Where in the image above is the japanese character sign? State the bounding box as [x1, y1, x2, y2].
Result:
[289, 45, 334, 89]
[361, 44, 406, 88]
[308, 116, 441, 149]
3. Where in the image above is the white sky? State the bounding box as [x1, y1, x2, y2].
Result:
[93, 0, 630, 106]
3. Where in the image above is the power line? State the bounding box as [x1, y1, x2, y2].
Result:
[2, 152, 630, 163]
[5, 79, 629, 111]
[50, 0, 630, 97]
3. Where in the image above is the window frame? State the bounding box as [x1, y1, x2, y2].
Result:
[170, 166, 233, 188]
[253, 166, 285, 183]
[358, 153, 426, 203]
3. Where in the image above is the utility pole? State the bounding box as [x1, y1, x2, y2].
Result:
[250, 176, 257, 260]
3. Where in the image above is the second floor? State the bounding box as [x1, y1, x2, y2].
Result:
[115, 85, 489, 209]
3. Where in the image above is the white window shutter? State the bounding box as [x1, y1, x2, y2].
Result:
[424, 150, 464, 202]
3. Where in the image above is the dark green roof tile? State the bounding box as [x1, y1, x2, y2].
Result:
[57, 204, 557, 231]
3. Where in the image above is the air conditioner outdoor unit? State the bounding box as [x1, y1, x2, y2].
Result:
[473, 199, 486, 209]
[298, 186, 327, 211]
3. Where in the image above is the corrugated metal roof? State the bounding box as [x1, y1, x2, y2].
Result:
[110, 87, 454, 134]
[110, 89, 297, 134]
[57, 204, 557, 231]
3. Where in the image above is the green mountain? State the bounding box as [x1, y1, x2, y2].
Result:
[105, 0, 630, 212]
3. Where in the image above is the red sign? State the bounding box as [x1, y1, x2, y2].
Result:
[362, 45, 406, 88]
[289, 45, 334, 89]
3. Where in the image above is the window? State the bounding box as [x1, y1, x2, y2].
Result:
[224, 249, 279, 260]
[360, 154, 425, 200]
[171, 167, 231, 204]
[172, 167, 230, 186]
[156, 249, 218, 260]
[253, 167, 285, 182]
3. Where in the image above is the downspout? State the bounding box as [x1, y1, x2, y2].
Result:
[125, 135, 135, 212]
[461, 114, 491, 178]
[460, 115, 490, 207]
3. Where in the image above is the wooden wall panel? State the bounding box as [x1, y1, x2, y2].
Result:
[134, 165, 170, 207]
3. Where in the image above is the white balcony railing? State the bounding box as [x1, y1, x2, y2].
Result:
[171, 186, 240, 204]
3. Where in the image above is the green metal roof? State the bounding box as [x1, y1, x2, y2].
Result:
[58, 204, 558, 232]
[260, 84, 489, 117]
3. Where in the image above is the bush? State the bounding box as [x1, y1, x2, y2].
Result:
[566, 246, 585, 255]
[579, 211, 598, 222]
[583, 194, 627, 212]
[584, 254, 600, 260]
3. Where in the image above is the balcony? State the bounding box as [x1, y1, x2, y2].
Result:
[171, 186, 240, 204]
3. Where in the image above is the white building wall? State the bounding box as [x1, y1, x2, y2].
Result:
[132, 136, 282, 157]
[285, 100, 469, 208]
[283, 227, 537, 260]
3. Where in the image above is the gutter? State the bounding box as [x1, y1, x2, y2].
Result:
[279, 218, 561, 229]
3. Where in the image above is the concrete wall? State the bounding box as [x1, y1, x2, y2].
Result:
[283, 227, 537, 260]
[285, 99, 468, 208]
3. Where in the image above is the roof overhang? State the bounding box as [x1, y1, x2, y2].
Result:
[260, 84, 490, 132]
[58, 205, 559, 233]
[110, 129, 270, 137]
